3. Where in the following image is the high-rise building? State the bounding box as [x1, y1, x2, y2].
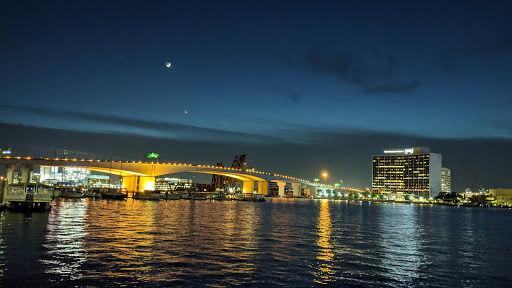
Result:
[372, 147, 442, 198]
[442, 167, 451, 193]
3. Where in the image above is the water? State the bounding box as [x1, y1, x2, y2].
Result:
[1, 198, 511, 287]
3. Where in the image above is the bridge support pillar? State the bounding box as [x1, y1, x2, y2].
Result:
[291, 183, 300, 197]
[21, 165, 33, 184]
[258, 181, 268, 195]
[277, 182, 286, 197]
[6, 164, 15, 185]
[139, 176, 155, 191]
[243, 180, 254, 194]
[309, 186, 317, 198]
[122, 176, 138, 192]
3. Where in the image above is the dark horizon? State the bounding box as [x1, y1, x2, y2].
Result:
[2, 122, 510, 192]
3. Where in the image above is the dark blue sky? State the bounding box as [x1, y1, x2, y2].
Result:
[1, 0, 511, 190]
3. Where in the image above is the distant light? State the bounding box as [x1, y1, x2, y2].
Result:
[147, 153, 159, 159]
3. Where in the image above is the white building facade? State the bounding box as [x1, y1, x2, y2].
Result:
[442, 167, 451, 193]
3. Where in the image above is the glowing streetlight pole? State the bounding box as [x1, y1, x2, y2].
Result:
[323, 172, 328, 184]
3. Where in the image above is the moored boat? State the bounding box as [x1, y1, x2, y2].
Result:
[180, 190, 206, 200]
[61, 188, 83, 198]
[233, 193, 265, 202]
[84, 187, 102, 198]
[133, 190, 161, 200]
[1, 183, 52, 210]
[160, 191, 181, 200]
[190, 193, 206, 200]
[102, 188, 127, 199]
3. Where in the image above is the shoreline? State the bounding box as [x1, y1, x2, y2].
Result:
[273, 196, 512, 209]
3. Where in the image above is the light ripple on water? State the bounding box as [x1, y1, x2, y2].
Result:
[0, 199, 511, 287]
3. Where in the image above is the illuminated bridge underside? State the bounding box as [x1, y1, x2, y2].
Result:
[1, 157, 363, 195]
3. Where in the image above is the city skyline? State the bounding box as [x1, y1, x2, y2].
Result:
[1, 1, 511, 191]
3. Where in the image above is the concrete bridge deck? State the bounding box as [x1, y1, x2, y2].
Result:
[0, 156, 364, 197]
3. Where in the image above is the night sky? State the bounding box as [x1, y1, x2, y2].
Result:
[1, 1, 511, 191]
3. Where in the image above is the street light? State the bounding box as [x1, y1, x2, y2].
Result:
[322, 172, 327, 184]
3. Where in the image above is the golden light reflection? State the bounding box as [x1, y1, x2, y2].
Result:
[82, 199, 157, 279]
[217, 202, 260, 274]
[313, 199, 334, 284]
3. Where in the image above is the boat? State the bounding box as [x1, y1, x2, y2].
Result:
[1, 183, 52, 210]
[180, 191, 191, 199]
[133, 190, 161, 200]
[102, 188, 127, 199]
[61, 188, 83, 198]
[180, 191, 206, 200]
[160, 191, 181, 200]
[233, 193, 266, 202]
[253, 194, 265, 202]
[84, 187, 102, 198]
[190, 193, 206, 200]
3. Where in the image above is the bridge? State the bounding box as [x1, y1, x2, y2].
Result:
[0, 155, 364, 197]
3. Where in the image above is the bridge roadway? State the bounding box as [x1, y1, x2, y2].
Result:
[0, 156, 363, 197]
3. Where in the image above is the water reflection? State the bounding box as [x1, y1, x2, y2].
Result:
[313, 199, 334, 284]
[41, 199, 87, 280]
[217, 202, 259, 275]
[1, 199, 510, 287]
[83, 199, 157, 282]
[380, 204, 422, 285]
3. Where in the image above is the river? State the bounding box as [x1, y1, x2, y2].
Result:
[0, 198, 510, 287]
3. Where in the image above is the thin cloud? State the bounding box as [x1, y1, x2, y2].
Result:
[0, 104, 298, 144]
[441, 37, 512, 65]
[306, 48, 422, 95]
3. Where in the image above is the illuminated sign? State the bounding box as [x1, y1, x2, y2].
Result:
[383, 148, 414, 154]
[147, 153, 159, 158]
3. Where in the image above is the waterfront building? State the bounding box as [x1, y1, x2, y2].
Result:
[155, 178, 192, 191]
[39, 166, 91, 185]
[372, 147, 442, 198]
[489, 189, 512, 206]
[40, 166, 61, 183]
[62, 167, 91, 185]
[87, 175, 111, 187]
[442, 167, 451, 193]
